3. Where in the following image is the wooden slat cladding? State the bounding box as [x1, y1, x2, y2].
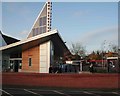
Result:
[22, 46, 39, 73]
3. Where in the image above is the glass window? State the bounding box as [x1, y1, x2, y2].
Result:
[39, 27, 42, 34]
[39, 26, 46, 34]
[39, 16, 47, 26]
[37, 27, 40, 34]
[36, 28, 38, 35]
[29, 58, 32, 66]
[42, 26, 46, 33]
[32, 28, 40, 36]
[39, 18, 42, 26]
[32, 29, 35, 36]
[43, 17, 46, 26]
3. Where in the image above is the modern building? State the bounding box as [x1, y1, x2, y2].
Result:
[0, 2, 70, 73]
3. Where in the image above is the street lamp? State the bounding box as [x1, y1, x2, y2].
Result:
[80, 57, 83, 72]
[101, 40, 106, 68]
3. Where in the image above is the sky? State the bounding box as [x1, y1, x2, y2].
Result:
[2, 2, 118, 53]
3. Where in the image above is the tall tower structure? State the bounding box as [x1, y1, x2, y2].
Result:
[28, 1, 52, 38]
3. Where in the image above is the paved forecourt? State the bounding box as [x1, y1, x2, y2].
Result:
[1, 87, 120, 96]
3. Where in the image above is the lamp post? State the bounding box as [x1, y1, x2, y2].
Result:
[80, 57, 83, 72]
[101, 40, 106, 68]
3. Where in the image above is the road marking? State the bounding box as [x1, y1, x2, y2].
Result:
[0, 89, 13, 96]
[4, 88, 53, 92]
[83, 91, 101, 96]
[112, 92, 120, 95]
[53, 90, 71, 96]
[3, 88, 120, 96]
[24, 89, 43, 96]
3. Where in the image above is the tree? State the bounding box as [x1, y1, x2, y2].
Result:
[110, 44, 118, 53]
[96, 50, 102, 60]
[88, 50, 103, 60]
[89, 51, 97, 60]
[107, 51, 113, 57]
[70, 42, 86, 58]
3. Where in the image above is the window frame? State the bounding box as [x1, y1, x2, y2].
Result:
[28, 57, 32, 66]
[39, 16, 47, 26]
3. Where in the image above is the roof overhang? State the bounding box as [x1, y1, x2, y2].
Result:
[0, 29, 70, 56]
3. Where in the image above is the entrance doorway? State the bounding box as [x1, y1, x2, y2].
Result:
[10, 58, 22, 72]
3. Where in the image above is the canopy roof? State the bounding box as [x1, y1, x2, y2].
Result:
[0, 29, 70, 56]
[0, 31, 20, 45]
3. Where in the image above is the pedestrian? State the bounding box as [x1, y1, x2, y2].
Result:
[49, 65, 53, 73]
[89, 63, 94, 73]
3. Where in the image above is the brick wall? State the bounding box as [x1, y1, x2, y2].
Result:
[2, 73, 119, 89]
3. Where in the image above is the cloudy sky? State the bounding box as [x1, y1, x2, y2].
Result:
[2, 2, 118, 53]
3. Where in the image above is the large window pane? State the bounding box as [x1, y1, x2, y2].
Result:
[42, 26, 46, 33]
[43, 17, 46, 26]
[38, 27, 41, 34]
[39, 27, 42, 34]
[32, 29, 35, 36]
[39, 16, 47, 26]
[39, 18, 42, 26]
[36, 28, 38, 35]
[32, 28, 40, 36]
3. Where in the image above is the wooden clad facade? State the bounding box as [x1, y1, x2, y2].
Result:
[22, 46, 40, 73]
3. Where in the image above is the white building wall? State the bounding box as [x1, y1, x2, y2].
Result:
[39, 41, 51, 73]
